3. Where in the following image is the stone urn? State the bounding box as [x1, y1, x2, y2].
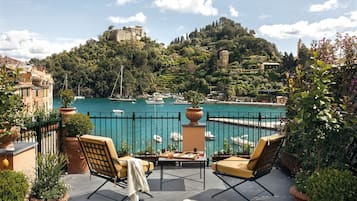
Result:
[185, 107, 203, 125]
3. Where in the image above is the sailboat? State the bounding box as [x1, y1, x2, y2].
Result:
[74, 84, 85, 100]
[108, 66, 136, 102]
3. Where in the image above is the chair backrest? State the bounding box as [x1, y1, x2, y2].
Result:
[78, 135, 119, 178]
[247, 134, 285, 178]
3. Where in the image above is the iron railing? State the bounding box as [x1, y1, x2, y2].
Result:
[88, 112, 182, 155]
[206, 111, 286, 157]
[17, 116, 63, 154]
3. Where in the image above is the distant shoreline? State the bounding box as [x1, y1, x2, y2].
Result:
[207, 101, 285, 107]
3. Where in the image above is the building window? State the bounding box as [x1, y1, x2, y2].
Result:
[36, 90, 39, 97]
[20, 88, 24, 97]
[26, 88, 29, 97]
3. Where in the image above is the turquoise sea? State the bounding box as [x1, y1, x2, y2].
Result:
[54, 98, 285, 119]
[54, 98, 286, 156]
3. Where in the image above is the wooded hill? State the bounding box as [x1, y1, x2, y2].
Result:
[29, 17, 290, 100]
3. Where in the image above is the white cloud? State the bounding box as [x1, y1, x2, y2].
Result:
[108, 12, 146, 23]
[309, 0, 339, 12]
[229, 5, 238, 17]
[116, 0, 136, 6]
[154, 0, 218, 16]
[258, 10, 357, 39]
[0, 30, 85, 61]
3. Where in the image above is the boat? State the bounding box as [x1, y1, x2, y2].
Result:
[109, 66, 136, 102]
[205, 131, 216, 141]
[145, 96, 165, 104]
[112, 109, 124, 114]
[170, 132, 183, 141]
[153, 134, 162, 143]
[74, 84, 85, 100]
[173, 97, 190, 105]
[231, 136, 255, 147]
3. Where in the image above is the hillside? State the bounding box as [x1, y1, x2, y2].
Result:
[30, 17, 287, 100]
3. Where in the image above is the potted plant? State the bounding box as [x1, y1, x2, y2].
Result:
[58, 89, 76, 123]
[184, 90, 205, 125]
[285, 38, 356, 200]
[0, 170, 29, 201]
[305, 168, 357, 201]
[0, 66, 24, 150]
[64, 113, 93, 174]
[117, 140, 129, 157]
[212, 138, 233, 162]
[135, 142, 159, 163]
[30, 153, 69, 201]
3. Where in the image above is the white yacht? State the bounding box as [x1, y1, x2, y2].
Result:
[145, 96, 165, 104]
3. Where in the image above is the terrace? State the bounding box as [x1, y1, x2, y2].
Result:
[10, 111, 294, 201]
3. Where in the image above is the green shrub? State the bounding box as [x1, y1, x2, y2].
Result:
[306, 168, 357, 201]
[65, 113, 94, 137]
[31, 153, 68, 199]
[0, 170, 29, 201]
[59, 89, 75, 108]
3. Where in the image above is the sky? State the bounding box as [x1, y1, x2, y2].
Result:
[0, 0, 356, 61]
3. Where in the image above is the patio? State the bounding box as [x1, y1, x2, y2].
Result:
[64, 166, 294, 201]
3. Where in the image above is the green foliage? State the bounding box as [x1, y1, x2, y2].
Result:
[184, 90, 205, 108]
[167, 143, 178, 151]
[118, 140, 129, 155]
[32, 17, 283, 99]
[59, 89, 75, 108]
[31, 153, 68, 199]
[306, 168, 357, 201]
[65, 113, 94, 137]
[0, 170, 29, 201]
[219, 138, 233, 155]
[0, 66, 24, 135]
[286, 35, 357, 194]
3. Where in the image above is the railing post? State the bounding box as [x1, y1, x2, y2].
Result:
[35, 116, 42, 153]
[58, 114, 64, 154]
[132, 112, 136, 155]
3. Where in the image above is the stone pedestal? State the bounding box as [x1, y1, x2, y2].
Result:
[182, 124, 205, 152]
[0, 142, 37, 182]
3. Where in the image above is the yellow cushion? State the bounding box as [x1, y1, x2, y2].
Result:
[115, 156, 154, 178]
[211, 156, 254, 179]
[247, 133, 284, 170]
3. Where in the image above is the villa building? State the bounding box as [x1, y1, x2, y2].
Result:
[109, 26, 146, 42]
[0, 56, 54, 115]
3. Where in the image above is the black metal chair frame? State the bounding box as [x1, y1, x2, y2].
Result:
[78, 136, 154, 201]
[211, 136, 284, 201]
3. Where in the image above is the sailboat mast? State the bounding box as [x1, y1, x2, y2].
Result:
[120, 65, 123, 97]
[110, 73, 120, 97]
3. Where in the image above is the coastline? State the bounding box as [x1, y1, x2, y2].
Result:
[209, 100, 285, 107]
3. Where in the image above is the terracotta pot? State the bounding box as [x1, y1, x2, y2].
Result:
[29, 192, 70, 201]
[185, 107, 203, 125]
[58, 107, 76, 124]
[65, 137, 88, 174]
[0, 126, 18, 150]
[289, 186, 309, 201]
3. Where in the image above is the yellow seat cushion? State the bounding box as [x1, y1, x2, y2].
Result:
[247, 133, 283, 170]
[115, 156, 154, 178]
[212, 156, 254, 179]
